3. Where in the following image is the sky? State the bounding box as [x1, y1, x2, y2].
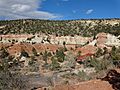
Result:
[0, 0, 120, 20]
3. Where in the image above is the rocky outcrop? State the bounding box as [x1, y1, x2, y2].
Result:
[75, 45, 97, 55]
[1, 32, 120, 57]
[1, 32, 120, 47]
[50, 35, 92, 45]
[37, 80, 113, 90]
[55, 80, 113, 90]
[0, 34, 92, 45]
[105, 34, 120, 46]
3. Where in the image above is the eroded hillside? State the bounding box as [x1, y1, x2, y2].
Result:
[0, 19, 120, 90]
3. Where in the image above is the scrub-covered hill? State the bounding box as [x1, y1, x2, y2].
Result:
[0, 19, 120, 36]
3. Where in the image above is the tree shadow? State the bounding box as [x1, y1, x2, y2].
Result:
[101, 69, 120, 90]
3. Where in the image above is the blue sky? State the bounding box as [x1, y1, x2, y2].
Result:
[0, 0, 120, 20]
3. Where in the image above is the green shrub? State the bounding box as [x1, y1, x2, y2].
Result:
[56, 48, 65, 62]
[84, 58, 114, 72]
[32, 47, 39, 56]
[50, 56, 60, 71]
[42, 51, 52, 65]
[77, 70, 91, 81]
[20, 49, 29, 57]
[28, 56, 39, 72]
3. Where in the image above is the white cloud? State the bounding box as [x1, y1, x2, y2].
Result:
[86, 9, 94, 14]
[62, 0, 69, 2]
[72, 10, 76, 14]
[0, 0, 59, 20]
[11, 4, 31, 13]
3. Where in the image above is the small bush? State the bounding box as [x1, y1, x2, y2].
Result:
[20, 50, 29, 57]
[77, 70, 91, 81]
[50, 56, 60, 71]
[0, 71, 27, 90]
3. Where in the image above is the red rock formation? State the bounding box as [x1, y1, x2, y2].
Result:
[96, 32, 107, 48]
[76, 45, 97, 55]
[0, 34, 33, 38]
[37, 80, 113, 90]
[0, 43, 62, 56]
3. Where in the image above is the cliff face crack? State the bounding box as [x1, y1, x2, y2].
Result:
[101, 70, 120, 90]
